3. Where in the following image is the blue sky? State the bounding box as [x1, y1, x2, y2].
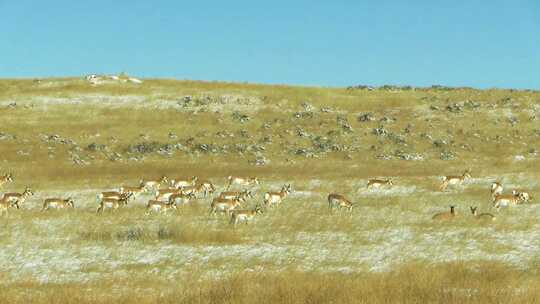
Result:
[1, 1, 539, 88]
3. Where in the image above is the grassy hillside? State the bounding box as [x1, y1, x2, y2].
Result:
[0, 78, 539, 303]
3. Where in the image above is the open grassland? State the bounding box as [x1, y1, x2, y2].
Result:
[0, 78, 539, 302]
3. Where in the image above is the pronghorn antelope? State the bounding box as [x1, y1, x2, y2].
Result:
[97, 193, 130, 214]
[367, 179, 393, 189]
[168, 191, 196, 206]
[171, 176, 198, 189]
[229, 205, 264, 225]
[432, 206, 457, 220]
[490, 182, 503, 197]
[154, 188, 182, 201]
[0, 173, 13, 188]
[197, 180, 216, 197]
[209, 197, 243, 216]
[176, 184, 202, 197]
[41, 198, 75, 211]
[469, 206, 496, 221]
[263, 184, 291, 207]
[512, 189, 532, 203]
[0, 197, 18, 216]
[140, 176, 168, 190]
[327, 193, 353, 212]
[440, 170, 471, 191]
[2, 187, 34, 208]
[226, 176, 259, 190]
[218, 189, 253, 203]
[492, 193, 521, 211]
[97, 191, 133, 203]
[145, 200, 177, 215]
[119, 183, 148, 199]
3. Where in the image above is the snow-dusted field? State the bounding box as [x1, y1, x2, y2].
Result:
[1, 175, 538, 285]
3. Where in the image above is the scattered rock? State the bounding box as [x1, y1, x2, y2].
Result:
[320, 106, 331, 113]
[446, 103, 463, 113]
[372, 127, 388, 137]
[87, 143, 107, 151]
[0, 132, 16, 140]
[232, 111, 250, 123]
[440, 150, 456, 160]
[514, 155, 526, 161]
[293, 111, 314, 119]
[358, 112, 375, 122]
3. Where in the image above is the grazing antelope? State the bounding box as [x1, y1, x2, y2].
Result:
[218, 189, 253, 203]
[440, 170, 471, 191]
[490, 182, 503, 197]
[209, 197, 243, 216]
[367, 179, 393, 189]
[119, 183, 148, 199]
[432, 206, 457, 220]
[492, 193, 521, 211]
[2, 187, 34, 208]
[96, 193, 130, 214]
[197, 180, 216, 197]
[470, 206, 496, 221]
[512, 189, 532, 203]
[140, 176, 168, 190]
[0, 197, 18, 216]
[171, 176, 198, 189]
[146, 200, 177, 215]
[0, 173, 13, 188]
[230, 205, 264, 225]
[168, 191, 196, 206]
[263, 184, 291, 207]
[327, 193, 354, 212]
[41, 198, 75, 211]
[226, 176, 259, 190]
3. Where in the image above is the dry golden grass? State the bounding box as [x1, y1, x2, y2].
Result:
[1, 261, 539, 304]
[1, 78, 539, 302]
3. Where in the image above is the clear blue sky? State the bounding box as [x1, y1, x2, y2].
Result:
[1, 1, 539, 89]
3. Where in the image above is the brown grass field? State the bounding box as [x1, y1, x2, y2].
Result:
[0, 77, 539, 303]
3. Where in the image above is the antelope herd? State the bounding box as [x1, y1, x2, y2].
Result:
[0, 169, 535, 225]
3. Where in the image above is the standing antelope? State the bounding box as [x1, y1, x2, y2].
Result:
[97, 191, 133, 203]
[469, 206, 496, 221]
[171, 176, 198, 189]
[263, 184, 291, 207]
[168, 192, 196, 206]
[146, 200, 177, 215]
[41, 198, 75, 211]
[218, 189, 253, 203]
[440, 170, 471, 191]
[492, 193, 521, 211]
[490, 182, 503, 197]
[97, 193, 130, 214]
[154, 188, 182, 201]
[367, 179, 393, 189]
[2, 187, 34, 208]
[230, 205, 264, 225]
[226, 176, 259, 190]
[119, 183, 148, 200]
[197, 180, 216, 197]
[327, 193, 354, 212]
[0, 173, 13, 188]
[432, 206, 457, 220]
[140, 176, 168, 190]
[209, 197, 243, 216]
